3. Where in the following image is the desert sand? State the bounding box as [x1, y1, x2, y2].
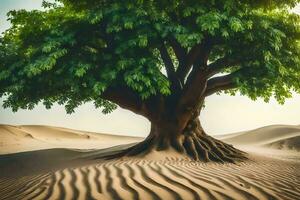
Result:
[0, 124, 299, 200]
[0, 125, 142, 154]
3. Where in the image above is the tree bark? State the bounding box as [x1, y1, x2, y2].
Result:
[105, 113, 247, 163]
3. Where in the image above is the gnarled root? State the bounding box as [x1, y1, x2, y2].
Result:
[101, 132, 247, 163]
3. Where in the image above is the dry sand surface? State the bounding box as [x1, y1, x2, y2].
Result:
[216, 124, 300, 151]
[0, 124, 300, 200]
[0, 125, 142, 154]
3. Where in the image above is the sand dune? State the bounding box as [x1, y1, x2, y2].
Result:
[0, 124, 300, 200]
[0, 125, 142, 154]
[215, 124, 300, 151]
[264, 135, 300, 151]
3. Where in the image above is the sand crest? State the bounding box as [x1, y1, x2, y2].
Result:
[216, 124, 300, 151]
[0, 125, 142, 154]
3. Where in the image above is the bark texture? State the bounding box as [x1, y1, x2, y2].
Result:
[105, 117, 247, 163]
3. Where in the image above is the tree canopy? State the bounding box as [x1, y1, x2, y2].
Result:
[0, 0, 299, 116]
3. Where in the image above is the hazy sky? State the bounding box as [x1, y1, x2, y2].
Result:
[0, 1, 299, 137]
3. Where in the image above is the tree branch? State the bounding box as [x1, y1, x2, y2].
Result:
[158, 44, 176, 78]
[176, 42, 204, 83]
[204, 67, 247, 96]
[175, 38, 212, 131]
[101, 85, 149, 117]
[158, 43, 181, 90]
[168, 37, 186, 63]
[204, 76, 237, 96]
[183, 38, 213, 90]
[206, 56, 240, 78]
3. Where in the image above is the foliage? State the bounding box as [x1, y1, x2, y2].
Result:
[0, 0, 299, 114]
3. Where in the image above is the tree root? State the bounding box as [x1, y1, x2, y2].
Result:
[99, 132, 247, 163]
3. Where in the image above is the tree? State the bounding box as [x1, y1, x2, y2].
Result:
[1, 0, 299, 162]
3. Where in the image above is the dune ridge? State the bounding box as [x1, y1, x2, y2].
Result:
[215, 124, 300, 151]
[0, 125, 142, 154]
[264, 135, 300, 151]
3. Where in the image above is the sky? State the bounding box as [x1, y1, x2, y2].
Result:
[0, 1, 300, 137]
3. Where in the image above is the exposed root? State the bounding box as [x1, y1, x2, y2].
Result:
[94, 115, 247, 163]
[99, 132, 247, 163]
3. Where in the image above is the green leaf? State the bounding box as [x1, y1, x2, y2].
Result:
[229, 17, 244, 32]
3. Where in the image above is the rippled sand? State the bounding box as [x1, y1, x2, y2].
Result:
[1, 152, 299, 200]
[0, 124, 299, 200]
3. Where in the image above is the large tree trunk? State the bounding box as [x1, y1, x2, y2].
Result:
[109, 116, 247, 163]
[102, 77, 246, 163]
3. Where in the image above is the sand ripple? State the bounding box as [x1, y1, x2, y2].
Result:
[0, 155, 299, 200]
